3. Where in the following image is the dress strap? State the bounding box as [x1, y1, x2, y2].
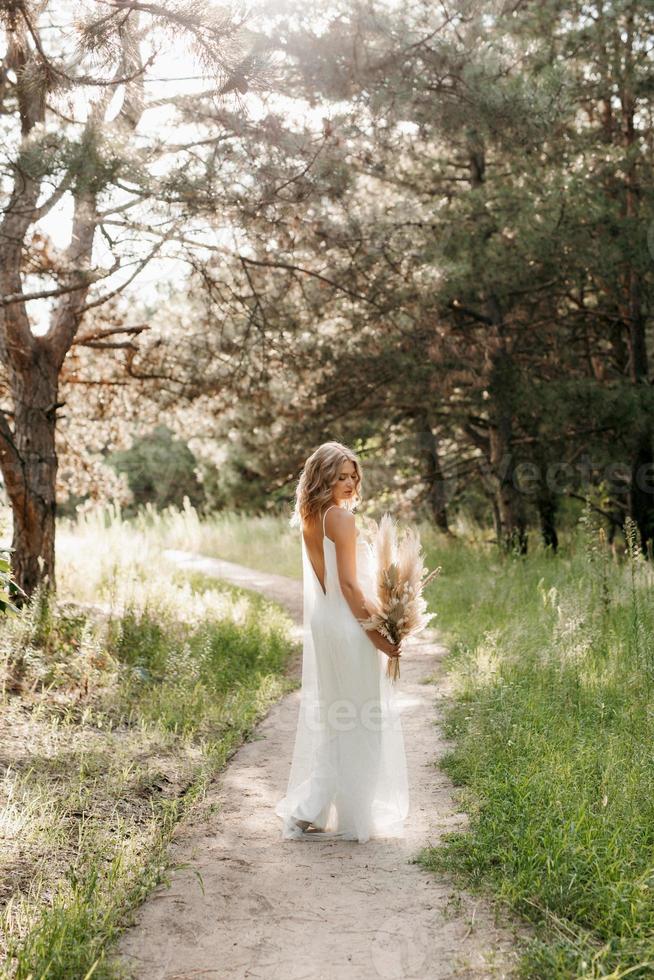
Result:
[322, 504, 337, 537]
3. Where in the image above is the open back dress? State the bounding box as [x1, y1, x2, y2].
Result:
[274, 504, 409, 842]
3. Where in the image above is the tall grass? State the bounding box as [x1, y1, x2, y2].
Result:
[1, 505, 299, 979]
[57, 499, 302, 598]
[418, 511, 654, 978]
[13, 497, 654, 978]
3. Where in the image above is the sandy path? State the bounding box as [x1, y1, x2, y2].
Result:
[115, 549, 523, 979]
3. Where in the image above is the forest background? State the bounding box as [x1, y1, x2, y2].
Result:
[1, 2, 654, 979]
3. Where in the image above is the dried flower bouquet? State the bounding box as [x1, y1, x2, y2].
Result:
[358, 514, 441, 681]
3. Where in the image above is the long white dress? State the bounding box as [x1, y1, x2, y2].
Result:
[274, 504, 409, 843]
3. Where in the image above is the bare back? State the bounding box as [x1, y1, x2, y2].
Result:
[302, 505, 337, 595]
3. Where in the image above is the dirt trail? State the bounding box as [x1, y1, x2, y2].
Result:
[116, 549, 523, 979]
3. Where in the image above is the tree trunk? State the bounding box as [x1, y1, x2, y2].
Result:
[488, 421, 528, 554]
[0, 18, 142, 597]
[490, 494, 501, 545]
[622, 176, 653, 555]
[533, 445, 558, 551]
[464, 132, 527, 554]
[412, 410, 449, 532]
[485, 302, 528, 555]
[3, 344, 60, 596]
[619, 6, 653, 556]
[629, 425, 654, 556]
[426, 442, 450, 533]
[537, 490, 559, 552]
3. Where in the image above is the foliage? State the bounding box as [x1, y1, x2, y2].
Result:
[106, 425, 205, 515]
[417, 515, 654, 977]
[0, 508, 297, 976]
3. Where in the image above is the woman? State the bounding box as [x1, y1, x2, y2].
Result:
[274, 441, 410, 842]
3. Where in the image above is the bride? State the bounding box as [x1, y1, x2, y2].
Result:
[274, 441, 410, 843]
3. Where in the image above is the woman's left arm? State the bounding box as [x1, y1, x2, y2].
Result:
[332, 511, 373, 623]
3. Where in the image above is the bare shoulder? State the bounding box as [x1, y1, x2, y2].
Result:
[325, 507, 355, 541]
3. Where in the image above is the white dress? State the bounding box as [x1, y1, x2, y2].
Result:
[274, 504, 409, 842]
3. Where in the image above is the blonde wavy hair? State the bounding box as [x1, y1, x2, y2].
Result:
[290, 442, 363, 528]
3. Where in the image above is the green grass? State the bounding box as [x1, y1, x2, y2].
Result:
[8, 497, 654, 979]
[56, 499, 303, 591]
[417, 513, 654, 979]
[0, 509, 298, 980]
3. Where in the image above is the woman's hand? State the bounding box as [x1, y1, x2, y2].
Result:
[370, 630, 401, 659]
